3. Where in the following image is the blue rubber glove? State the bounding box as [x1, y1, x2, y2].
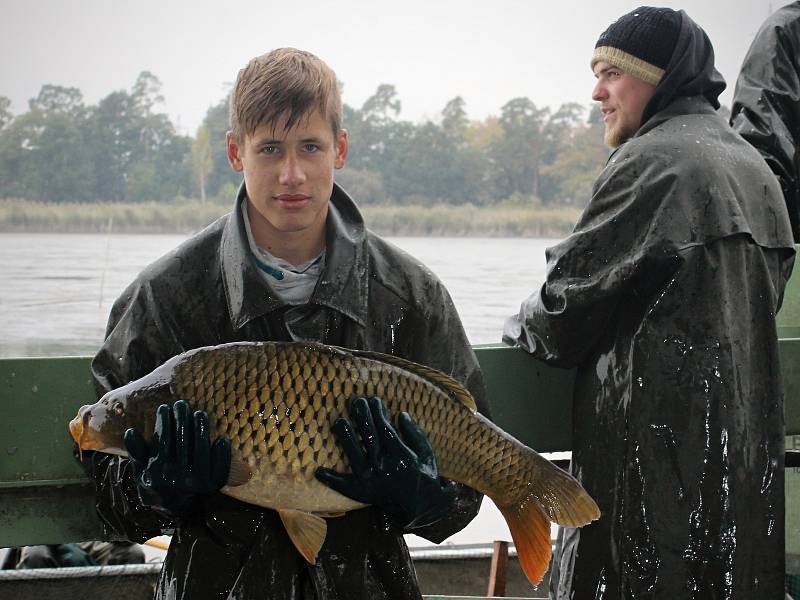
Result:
[124, 400, 231, 513]
[315, 396, 456, 530]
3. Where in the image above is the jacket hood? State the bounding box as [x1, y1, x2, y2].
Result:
[641, 9, 726, 123]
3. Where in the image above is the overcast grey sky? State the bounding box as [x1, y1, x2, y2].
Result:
[2, 0, 777, 135]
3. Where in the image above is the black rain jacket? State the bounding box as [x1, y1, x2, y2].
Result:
[504, 10, 795, 600]
[731, 1, 800, 242]
[84, 183, 489, 600]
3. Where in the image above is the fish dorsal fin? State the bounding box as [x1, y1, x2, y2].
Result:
[278, 509, 327, 565]
[345, 347, 477, 412]
[284, 341, 477, 411]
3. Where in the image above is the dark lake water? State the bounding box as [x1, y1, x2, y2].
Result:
[0, 233, 555, 358]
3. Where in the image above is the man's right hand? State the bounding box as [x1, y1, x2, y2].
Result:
[124, 400, 231, 513]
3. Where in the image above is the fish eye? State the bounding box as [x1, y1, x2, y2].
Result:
[112, 402, 125, 416]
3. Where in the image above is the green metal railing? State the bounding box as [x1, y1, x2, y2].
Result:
[0, 342, 798, 551]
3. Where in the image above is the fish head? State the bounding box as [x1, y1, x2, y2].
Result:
[69, 373, 174, 456]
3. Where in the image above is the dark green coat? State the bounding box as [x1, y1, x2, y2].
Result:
[507, 11, 795, 596]
[732, 1, 800, 242]
[85, 183, 489, 600]
[505, 94, 795, 599]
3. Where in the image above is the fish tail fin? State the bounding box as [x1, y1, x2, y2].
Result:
[497, 499, 552, 586]
[530, 457, 600, 528]
[494, 455, 600, 586]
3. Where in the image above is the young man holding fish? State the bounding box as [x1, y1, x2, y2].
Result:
[82, 48, 492, 600]
[504, 6, 796, 599]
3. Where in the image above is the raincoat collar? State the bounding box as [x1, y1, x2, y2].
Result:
[608, 95, 715, 160]
[220, 182, 369, 330]
[636, 95, 716, 138]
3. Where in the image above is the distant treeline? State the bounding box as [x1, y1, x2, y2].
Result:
[0, 71, 609, 209]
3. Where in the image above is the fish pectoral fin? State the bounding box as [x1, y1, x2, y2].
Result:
[497, 499, 552, 587]
[278, 509, 327, 565]
[226, 459, 253, 487]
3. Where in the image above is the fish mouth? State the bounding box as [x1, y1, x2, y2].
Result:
[68, 406, 101, 453]
[68, 408, 126, 457]
[68, 415, 84, 447]
[68, 414, 86, 460]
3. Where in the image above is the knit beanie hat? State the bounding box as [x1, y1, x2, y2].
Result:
[591, 7, 682, 86]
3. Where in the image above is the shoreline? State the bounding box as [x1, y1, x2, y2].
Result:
[0, 199, 581, 238]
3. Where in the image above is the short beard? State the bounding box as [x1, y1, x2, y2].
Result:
[604, 120, 638, 148]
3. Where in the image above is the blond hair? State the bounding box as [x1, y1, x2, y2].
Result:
[229, 48, 342, 142]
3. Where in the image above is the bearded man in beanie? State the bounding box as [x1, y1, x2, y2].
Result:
[504, 7, 795, 599]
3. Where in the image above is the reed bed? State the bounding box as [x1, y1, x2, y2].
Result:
[0, 199, 229, 234]
[362, 204, 580, 237]
[0, 199, 580, 237]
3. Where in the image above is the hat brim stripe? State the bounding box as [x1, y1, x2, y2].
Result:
[591, 46, 664, 86]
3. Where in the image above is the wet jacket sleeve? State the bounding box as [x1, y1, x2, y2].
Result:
[731, 8, 800, 241]
[93, 277, 189, 395]
[403, 279, 489, 543]
[503, 150, 682, 367]
[79, 450, 174, 542]
[85, 277, 188, 539]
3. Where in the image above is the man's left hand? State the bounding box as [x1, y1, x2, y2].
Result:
[315, 396, 455, 529]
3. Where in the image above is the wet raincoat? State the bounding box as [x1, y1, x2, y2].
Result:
[731, 1, 800, 242]
[84, 183, 489, 600]
[504, 11, 796, 600]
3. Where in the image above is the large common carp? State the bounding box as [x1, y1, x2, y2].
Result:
[70, 341, 599, 585]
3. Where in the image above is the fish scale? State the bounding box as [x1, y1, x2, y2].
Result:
[180, 345, 463, 494]
[70, 340, 600, 586]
